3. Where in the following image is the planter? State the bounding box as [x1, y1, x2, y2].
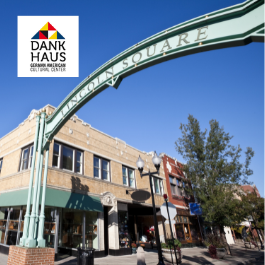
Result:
[162, 248, 182, 263]
[216, 248, 226, 259]
[132, 248, 137, 254]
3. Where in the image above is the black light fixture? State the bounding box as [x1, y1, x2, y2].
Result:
[136, 151, 165, 265]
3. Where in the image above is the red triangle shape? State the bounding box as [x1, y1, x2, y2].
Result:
[48, 22, 56, 31]
[39, 31, 48, 39]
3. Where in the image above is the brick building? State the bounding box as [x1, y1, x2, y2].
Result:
[0, 105, 167, 258]
[160, 153, 203, 247]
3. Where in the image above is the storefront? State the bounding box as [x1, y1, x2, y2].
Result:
[0, 188, 103, 258]
[174, 209, 202, 247]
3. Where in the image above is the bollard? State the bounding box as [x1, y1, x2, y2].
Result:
[137, 246, 145, 265]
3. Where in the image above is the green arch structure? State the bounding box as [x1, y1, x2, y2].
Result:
[43, 0, 264, 148]
[21, 0, 264, 248]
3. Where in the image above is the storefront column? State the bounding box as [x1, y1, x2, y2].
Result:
[54, 208, 59, 255]
[26, 111, 46, 248]
[37, 145, 49, 247]
[101, 192, 119, 251]
[20, 115, 40, 246]
[108, 204, 119, 250]
[82, 212, 86, 249]
[98, 212, 104, 251]
[34, 150, 44, 239]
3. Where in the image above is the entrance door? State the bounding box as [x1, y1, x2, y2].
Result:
[183, 223, 192, 242]
[104, 207, 109, 255]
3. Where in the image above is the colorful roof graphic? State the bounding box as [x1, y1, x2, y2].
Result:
[32, 22, 65, 40]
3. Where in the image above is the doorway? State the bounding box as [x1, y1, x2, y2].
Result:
[104, 206, 109, 255]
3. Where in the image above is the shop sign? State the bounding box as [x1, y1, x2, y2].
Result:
[189, 203, 202, 215]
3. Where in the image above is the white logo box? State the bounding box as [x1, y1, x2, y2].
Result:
[18, 16, 79, 77]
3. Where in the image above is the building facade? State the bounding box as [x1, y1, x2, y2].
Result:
[160, 153, 203, 247]
[0, 105, 167, 257]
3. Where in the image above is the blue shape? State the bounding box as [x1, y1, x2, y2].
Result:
[57, 31, 65, 39]
[189, 203, 202, 215]
[31, 31, 39, 39]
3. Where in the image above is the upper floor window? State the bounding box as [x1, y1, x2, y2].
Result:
[52, 142, 83, 174]
[169, 176, 176, 195]
[169, 175, 186, 197]
[152, 177, 164, 195]
[122, 166, 135, 188]
[20, 144, 34, 171]
[0, 159, 3, 173]
[94, 156, 110, 181]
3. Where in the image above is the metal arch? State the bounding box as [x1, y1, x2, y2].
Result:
[43, 0, 264, 148]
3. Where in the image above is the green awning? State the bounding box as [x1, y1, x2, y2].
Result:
[0, 188, 103, 212]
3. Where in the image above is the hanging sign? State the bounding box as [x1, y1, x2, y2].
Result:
[189, 203, 202, 215]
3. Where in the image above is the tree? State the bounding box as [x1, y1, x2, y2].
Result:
[241, 190, 264, 244]
[175, 115, 254, 246]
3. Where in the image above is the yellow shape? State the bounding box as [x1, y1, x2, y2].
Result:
[49, 31, 57, 39]
[40, 22, 48, 31]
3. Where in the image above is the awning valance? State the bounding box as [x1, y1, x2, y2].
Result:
[0, 188, 103, 212]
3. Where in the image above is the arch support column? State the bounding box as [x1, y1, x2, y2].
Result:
[25, 110, 46, 248]
[20, 114, 41, 246]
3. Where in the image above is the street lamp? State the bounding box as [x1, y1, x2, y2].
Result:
[136, 151, 165, 265]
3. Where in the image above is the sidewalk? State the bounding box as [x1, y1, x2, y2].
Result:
[0, 244, 263, 265]
[54, 244, 264, 265]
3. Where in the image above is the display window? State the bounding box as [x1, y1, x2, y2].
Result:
[118, 211, 130, 248]
[44, 207, 57, 248]
[59, 208, 98, 249]
[175, 215, 201, 243]
[6, 207, 21, 246]
[0, 208, 8, 244]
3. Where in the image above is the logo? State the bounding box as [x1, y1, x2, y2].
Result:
[18, 16, 79, 77]
[31, 22, 65, 39]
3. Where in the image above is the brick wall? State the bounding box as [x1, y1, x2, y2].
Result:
[7, 246, 55, 265]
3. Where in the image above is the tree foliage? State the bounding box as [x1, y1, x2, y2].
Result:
[241, 190, 264, 229]
[175, 115, 254, 227]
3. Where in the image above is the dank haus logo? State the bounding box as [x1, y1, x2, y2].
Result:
[30, 22, 66, 72]
[18, 16, 79, 77]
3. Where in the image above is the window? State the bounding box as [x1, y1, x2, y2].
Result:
[0, 159, 2, 173]
[52, 142, 83, 174]
[152, 177, 164, 195]
[20, 144, 34, 171]
[169, 176, 176, 195]
[122, 166, 135, 188]
[93, 156, 110, 181]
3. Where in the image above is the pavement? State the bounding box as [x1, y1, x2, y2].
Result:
[0, 243, 263, 265]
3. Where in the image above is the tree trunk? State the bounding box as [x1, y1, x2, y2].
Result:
[220, 226, 232, 255]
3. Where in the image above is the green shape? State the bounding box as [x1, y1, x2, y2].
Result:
[0, 188, 103, 212]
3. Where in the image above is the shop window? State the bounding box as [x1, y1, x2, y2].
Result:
[152, 177, 164, 195]
[85, 211, 98, 249]
[118, 211, 130, 248]
[122, 166, 135, 188]
[52, 142, 83, 174]
[60, 209, 98, 249]
[0, 159, 2, 173]
[93, 156, 110, 181]
[0, 208, 8, 244]
[19, 144, 34, 171]
[6, 207, 21, 246]
[44, 207, 57, 248]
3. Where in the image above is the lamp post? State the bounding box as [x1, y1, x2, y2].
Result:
[163, 194, 178, 265]
[136, 152, 165, 265]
